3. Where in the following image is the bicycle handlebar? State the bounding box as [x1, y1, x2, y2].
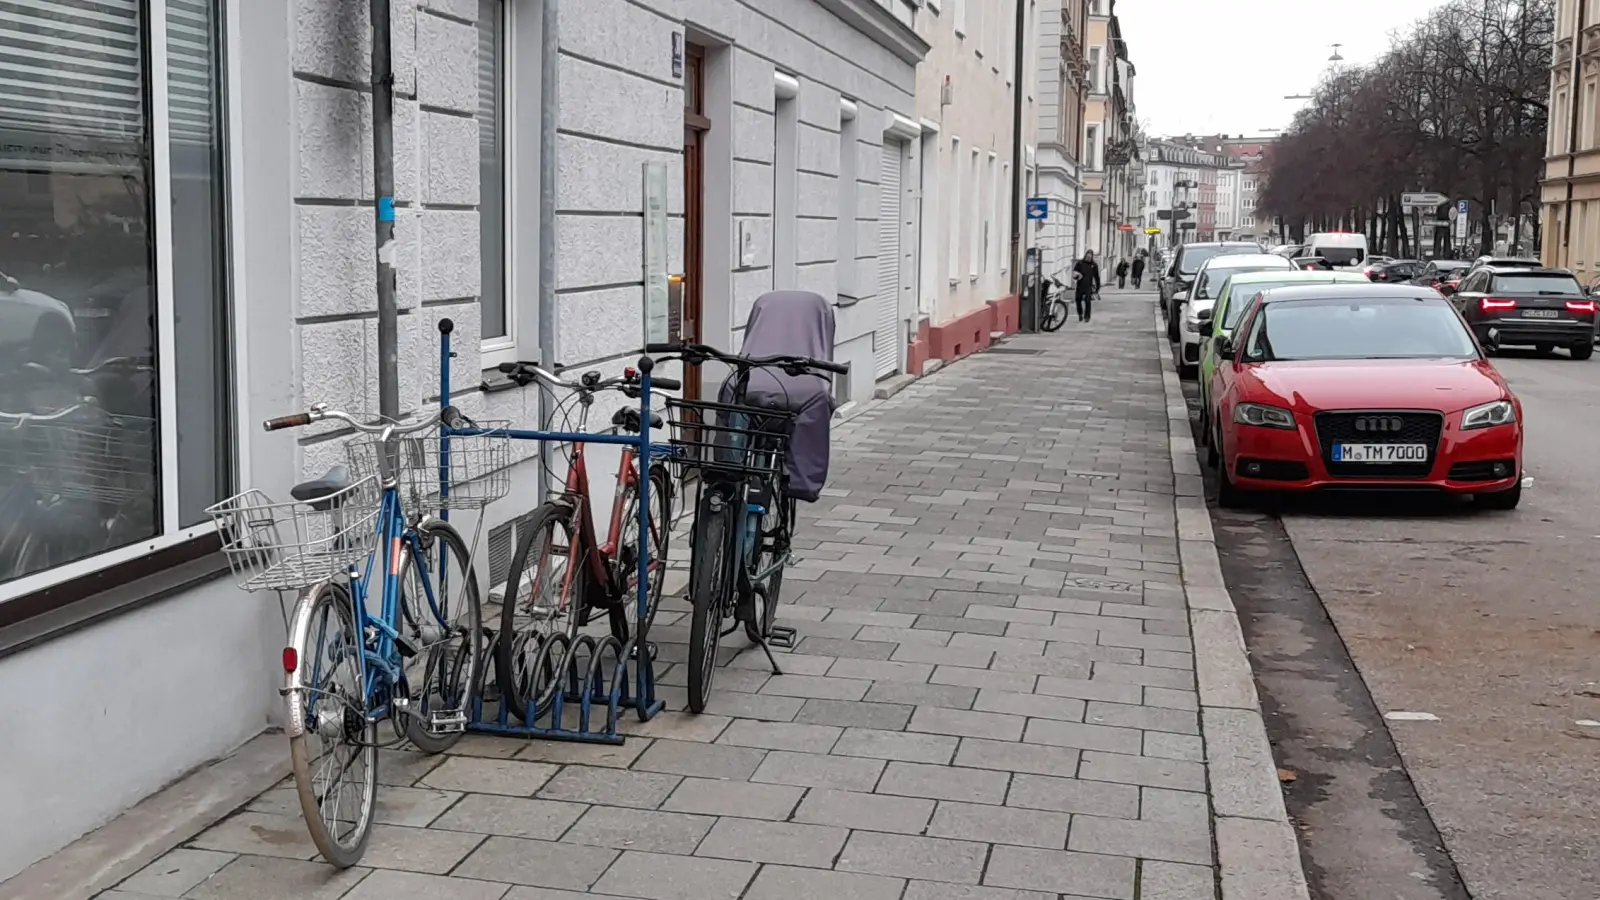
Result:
[644, 341, 849, 375]
[262, 405, 456, 440]
[485, 360, 681, 394]
[0, 401, 96, 425]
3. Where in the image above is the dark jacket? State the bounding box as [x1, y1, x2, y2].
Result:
[1072, 258, 1101, 295]
[1116, 261, 1129, 277]
[1131, 258, 1146, 276]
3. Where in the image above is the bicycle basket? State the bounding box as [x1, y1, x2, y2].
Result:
[205, 477, 383, 592]
[0, 414, 158, 505]
[664, 396, 795, 480]
[346, 422, 512, 512]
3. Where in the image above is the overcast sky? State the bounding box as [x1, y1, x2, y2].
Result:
[1114, 0, 1453, 137]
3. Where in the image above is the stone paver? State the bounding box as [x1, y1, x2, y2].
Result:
[98, 295, 1238, 900]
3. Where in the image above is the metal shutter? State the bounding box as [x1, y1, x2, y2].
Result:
[874, 141, 903, 379]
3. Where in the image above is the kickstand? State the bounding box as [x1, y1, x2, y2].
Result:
[722, 620, 788, 675]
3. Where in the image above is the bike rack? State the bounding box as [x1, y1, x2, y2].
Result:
[435, 318, 665, 745]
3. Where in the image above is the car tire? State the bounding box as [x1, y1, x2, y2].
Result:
[1476, 480, 1521, 510]
[1204, 415, 1221, 470]
[1166, 313, 1181, 343]
[1216, 457, 1248, 509]
[1177, 360, 1198, 381]
[1571, 342, 1594, 361]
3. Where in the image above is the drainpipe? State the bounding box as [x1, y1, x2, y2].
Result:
[1007, 0, 1027, 295]
[372, 0, 398, 419]
[1563, 0, 1587, 266]
[537, 0, 559, 494]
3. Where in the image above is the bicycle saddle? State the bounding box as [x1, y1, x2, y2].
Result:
[612, 407, 665, 433]
[291, 465, 354, 511]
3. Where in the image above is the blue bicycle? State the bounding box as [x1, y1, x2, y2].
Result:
[209, 403, 502, 866]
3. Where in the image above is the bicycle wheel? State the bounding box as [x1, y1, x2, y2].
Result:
[287, 581, 378, 868]
[398, 520, 483, 754]
[609, 463, 672, 648]
[496, 501, 584, 723]
[1041, 299, 1070, 333]
[687, 488, 736, 714]
[745, 494, 790, 643]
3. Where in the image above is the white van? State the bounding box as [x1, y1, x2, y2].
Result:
[1305, 232, 1368, 269]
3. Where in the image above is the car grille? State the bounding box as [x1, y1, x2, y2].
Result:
[1314, 410, 1443, 479]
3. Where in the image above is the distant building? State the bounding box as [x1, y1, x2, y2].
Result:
[1542, 0, 1598, 278]
[1031, 0, 1090, 275]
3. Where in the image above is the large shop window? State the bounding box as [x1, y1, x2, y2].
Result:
[0, 0, 231, 599]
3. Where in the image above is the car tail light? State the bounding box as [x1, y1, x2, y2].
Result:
[1480, 298, 1517, 311]
[1568, 300, 1596, 313]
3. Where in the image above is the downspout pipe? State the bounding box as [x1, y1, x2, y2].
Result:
[1563, 0, 1587, 263]
[538, 0, 559, 494]
[372, 0, 398, 420]
[1007, 0, 1027, 295]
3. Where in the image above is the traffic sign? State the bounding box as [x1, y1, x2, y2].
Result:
[1457, 199, 1469, 215]
[1026, 197, 1048, 221]
[1401, 191, 1448, 208]
[1144, 227, 1162, 234]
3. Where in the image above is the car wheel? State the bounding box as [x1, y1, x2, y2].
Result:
[1204, 415, 1221, 470]
[1571, 342, 1594, 361]
[1476, 479, 1521, 510]
[1216, 457, 1248, 508]
[1166, 313, 1181, 343]
[1178, 360, 1198, 381]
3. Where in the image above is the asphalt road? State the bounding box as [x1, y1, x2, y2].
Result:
[1168, 290, 1600, 898]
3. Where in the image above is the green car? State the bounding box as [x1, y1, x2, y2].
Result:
[1196, 270, 1371, 427]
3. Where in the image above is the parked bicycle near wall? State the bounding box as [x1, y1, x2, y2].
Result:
[483, 360, 677, 725]
[646, 289, 848, 713]
[1039, 275, 1071, 332]
[208, 403, 503, 867]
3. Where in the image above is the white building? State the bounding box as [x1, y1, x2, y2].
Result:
[0, 0, 927, 881]
[1215, 168, 1239, 239]
[1031, 0, 1089, 277]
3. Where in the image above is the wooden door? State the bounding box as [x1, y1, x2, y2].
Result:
[681, 43, 709, 399]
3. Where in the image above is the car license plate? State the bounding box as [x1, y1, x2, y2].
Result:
[1332, 443, 1428, 463]
[1522, 309, 1560, 318]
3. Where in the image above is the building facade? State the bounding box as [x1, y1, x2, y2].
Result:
[1031, 0, 1089, 276]
[0, 0, 928, 880]
[1141, 139, 1235, 248]
[1215, 168, 1238, 238]
[1542, 0, 1600, 280]
[909, 0, 1032, 373]
[1077, 0, 1137, 266]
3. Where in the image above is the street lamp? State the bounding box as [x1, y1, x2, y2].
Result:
[1328, 43, 1344, 63]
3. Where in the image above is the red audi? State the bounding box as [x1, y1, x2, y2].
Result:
[1203, 284, 1523, 509]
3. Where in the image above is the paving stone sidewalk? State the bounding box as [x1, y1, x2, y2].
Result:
[98, 291, 1219, 900]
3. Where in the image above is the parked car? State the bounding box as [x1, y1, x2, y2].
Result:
[1412, 259, 1470, 293]
[1368, 259, 1422, 283]
[1359, 256, 1395, 277]
[1448, 266, 1594, 359]
[1175, 254, 1295, 378]
[1305, 232, 1369, 268]
[1195, 269, 1370, 431]
[1271, 244, 1306, 259]
[1469, 255, 1542, 272]
[1291, 256, 1333, 271]
[0, 269, 76, 365]
[1206, 283, 1523, 509]
[1160, 241, 1261, 332]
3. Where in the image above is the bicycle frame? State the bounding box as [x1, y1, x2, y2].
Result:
[557, 437, 662, 610]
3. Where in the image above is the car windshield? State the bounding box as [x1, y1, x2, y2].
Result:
[1244, 297, 1479, 361]
[1492, 274, 1583, 294]
[1316, 247, 1365, 266]
[1178, 245, 1255, 276]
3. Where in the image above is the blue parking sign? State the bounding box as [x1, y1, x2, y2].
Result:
[1026, 197, 1048, 221]
[1457, 199, 1469, 215]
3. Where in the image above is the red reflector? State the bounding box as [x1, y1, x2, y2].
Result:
[1567, 300, 1596, 313]
[1480, 298, 1517, 311]
[624, 366, 637, 377]
[282, 647, 298, 673]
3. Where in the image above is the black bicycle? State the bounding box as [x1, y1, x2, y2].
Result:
[644, 341, 846, 712]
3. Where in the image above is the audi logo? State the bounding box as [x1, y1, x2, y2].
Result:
[1354, 416, 1405, 433]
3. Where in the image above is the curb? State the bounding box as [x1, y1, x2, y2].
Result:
[0, 733, 287, 900]
[1152, 311, 1312, 900]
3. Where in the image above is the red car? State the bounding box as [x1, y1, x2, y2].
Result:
[1203, 284, 1522, 509]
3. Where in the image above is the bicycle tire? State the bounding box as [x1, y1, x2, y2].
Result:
[1041, 300, 1070, 333]
[745, 494, 789, 643]
[496, 501, 584, 724]
[608, 463, 673, 648]
[399, 520, 483, 754]
[287, 581, 378, 868]
[687, 490, 735, 713]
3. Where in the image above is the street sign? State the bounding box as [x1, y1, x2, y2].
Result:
[1401, 191, 1448, 208]
[1026, 197, 1048, 221]
[1144, 227, 1162, 234]
[1117, 224, 1134, 232]
[1457, 199, 1469, 215]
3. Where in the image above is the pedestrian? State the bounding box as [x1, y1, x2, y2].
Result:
[1073, 250, 1101, 323]
[1131, 255, 1145, 289]
[1115, 259, 1129, 289]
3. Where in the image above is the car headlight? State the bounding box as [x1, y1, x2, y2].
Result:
[1460, 400, 1516, 430]
[1233, 402, 1296, 430]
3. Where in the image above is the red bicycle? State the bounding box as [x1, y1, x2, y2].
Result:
[490, 363, 676, 723]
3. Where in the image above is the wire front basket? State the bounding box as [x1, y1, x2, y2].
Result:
[206, 478, 383, 592]
[0, 414, 157, 505]
[665, 397, 796, 481]
[347, 422, 512, 512]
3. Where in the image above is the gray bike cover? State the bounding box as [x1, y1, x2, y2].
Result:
[717, 290, 838, 502]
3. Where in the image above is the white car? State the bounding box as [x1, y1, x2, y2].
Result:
[1177, 253, 1294, 378]
[0, 270, 75, 361]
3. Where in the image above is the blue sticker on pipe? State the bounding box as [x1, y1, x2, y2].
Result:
[378, 196, 395, 222]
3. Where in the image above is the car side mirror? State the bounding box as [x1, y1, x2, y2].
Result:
[1217, 335, 1234, 358]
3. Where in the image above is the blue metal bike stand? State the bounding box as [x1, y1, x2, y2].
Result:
[436, 319, 665, 746]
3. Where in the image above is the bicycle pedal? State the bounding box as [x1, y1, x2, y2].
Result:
[393, 634, 420, 658]
[426, 710, 468, 734]
[768, 625, 797, 649]
[787, 554, 804, 566]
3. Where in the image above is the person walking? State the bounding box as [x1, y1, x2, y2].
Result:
[1115, 259, 1129, 289]
[1072, 250, 1101, 323]
[1131, 254, 1145, 289]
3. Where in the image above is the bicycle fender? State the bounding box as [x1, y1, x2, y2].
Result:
[281, 576, 342, 739]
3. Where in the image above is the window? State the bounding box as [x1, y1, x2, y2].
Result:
[774, 88, 799, 289]
[837, 104, 860, 299]
[1585, 79, 1599, 150]
[983, 153, 997, 274]
[479, 0, 507, 343]
[1000, 161, 1010, 272]
[970, 148, 981, 277]
[948, 136, 962, 282]
[953, 0, 967, 36]
[1, 0, 231, 594]
[1088, 48, 1102, 93]
[1085, 124, 1099, 169]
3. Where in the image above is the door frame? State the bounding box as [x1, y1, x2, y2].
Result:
[682, 42, 709, 398]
